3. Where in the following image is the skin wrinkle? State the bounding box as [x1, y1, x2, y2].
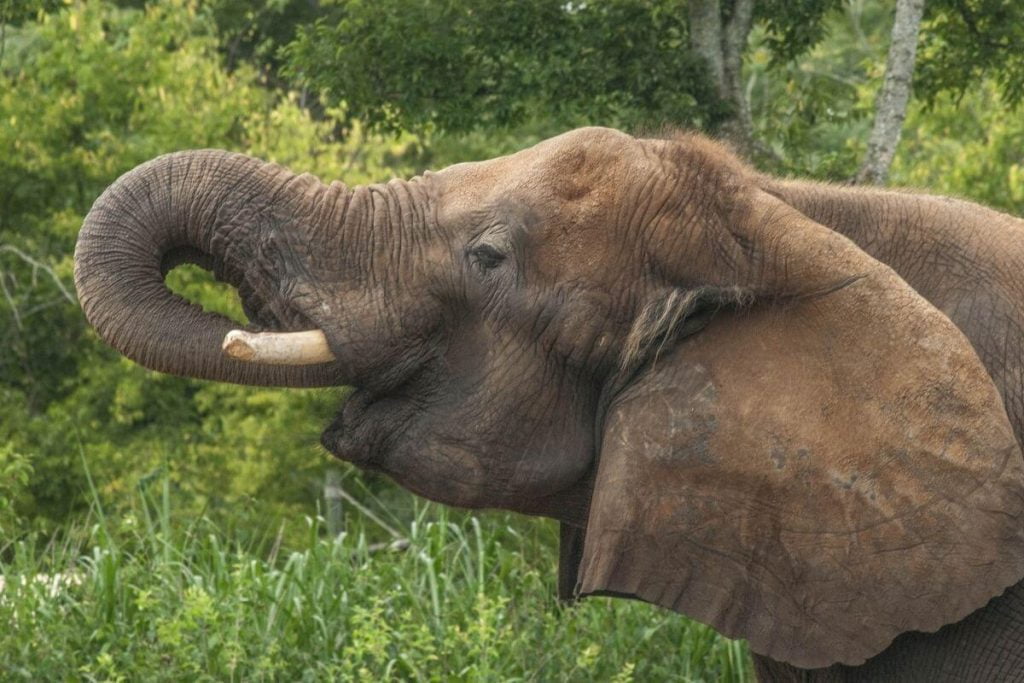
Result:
[113, 166, 158, 250]
[507, 387, 577, 494]
[636, 173, 673, 242]
[395, 180, 428, 272]
[385, 183, 406, 275]
[179, 157, 208, 247]
[357, 186, 379, 287]
[764, 177, 1024, 442]
[191, 161, 235, 250]
[333, 181, 434, 385]
[265, 169, 303, 207]
[211, 162, 297, 290]
[609, 527, 814, 637]
[775, 439, 1011, 537]
[623, 174, 657, 252]
[688, 199, 729, 279]
[573, 299, 615, 369]
[207, 167, 262, 250]
[369, 185, 393, 278]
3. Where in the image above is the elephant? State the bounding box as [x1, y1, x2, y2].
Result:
[73, 127, 1024, 681]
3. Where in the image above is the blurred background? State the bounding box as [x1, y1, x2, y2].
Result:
[1, 0, 1022, 679]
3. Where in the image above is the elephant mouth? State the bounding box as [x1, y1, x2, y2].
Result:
[320, 390, 381, 467]
[218, 326, 396, 461]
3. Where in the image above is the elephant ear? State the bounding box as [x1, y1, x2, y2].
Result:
[573, 189, 1024, 668]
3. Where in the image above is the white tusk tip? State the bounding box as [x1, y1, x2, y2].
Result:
[220, 328, 336, 365]
[222, 330, 258, 361]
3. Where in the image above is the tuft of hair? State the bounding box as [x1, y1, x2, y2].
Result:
[635, 124, 752, 169]
[619, 285, 754, 373]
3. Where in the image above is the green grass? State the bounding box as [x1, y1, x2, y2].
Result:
[0, 479, 751, 681]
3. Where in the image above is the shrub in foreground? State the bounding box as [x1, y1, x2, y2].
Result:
[0, 485, 750, 681]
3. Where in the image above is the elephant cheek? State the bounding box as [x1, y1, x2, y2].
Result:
[507, 427, 595, 499]
[550, 299, 615, 369]
[389, 442, 490, 508]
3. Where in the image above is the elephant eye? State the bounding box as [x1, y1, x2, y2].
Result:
[469, 244, 506, 271]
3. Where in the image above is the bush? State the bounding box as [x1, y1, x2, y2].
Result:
[0, 482, 751, 681]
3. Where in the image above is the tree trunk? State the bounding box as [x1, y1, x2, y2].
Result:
[856, 0, 926, 185]
[688, 0, 758, 158]
[688, 0, 725, 89]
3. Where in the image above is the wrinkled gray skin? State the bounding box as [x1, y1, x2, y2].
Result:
[75, 128, 1024, 680]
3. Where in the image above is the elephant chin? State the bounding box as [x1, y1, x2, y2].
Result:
[320, 390, 381, 467]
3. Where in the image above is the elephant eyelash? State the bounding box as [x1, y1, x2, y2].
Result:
[469, 244, 506, 271]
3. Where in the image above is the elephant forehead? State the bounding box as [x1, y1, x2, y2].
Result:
[434, 127, 646, 213]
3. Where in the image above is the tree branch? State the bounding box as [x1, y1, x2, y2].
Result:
[0, 245, 77, 305]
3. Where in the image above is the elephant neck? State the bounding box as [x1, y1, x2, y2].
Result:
[755, 174, 1020, 299]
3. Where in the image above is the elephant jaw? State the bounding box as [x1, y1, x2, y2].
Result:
[222, 329, 337, 365]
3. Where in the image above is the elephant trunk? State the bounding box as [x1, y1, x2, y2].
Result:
[74, 150, 341, 387]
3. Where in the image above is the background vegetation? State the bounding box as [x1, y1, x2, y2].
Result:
[1, 0, 1022, 679]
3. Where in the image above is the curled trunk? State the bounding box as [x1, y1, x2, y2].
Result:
[74, 150, 341, 387]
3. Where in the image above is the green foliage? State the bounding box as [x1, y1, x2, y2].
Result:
[756, 0, 1024, 200]
[756, 0, 845, 65]
[917, 0, 1024, 108]
[284, 0, 728, 135]
[0, 0, 63, 26]
[0, 444, 32, 539]
[746, 0, 890, 179]
[204, 0, 321, 73]
[0, 0, 420, 538]
[892, 80, 1024, 215]
[0, 487, 751, 681]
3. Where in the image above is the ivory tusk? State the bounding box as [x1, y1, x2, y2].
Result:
[222, 329, 336, 365]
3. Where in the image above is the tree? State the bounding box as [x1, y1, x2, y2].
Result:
[855, 0, 1024, 184]
[284, 1, 751, 136]
[284, 0, 878, 157]
[856, 0, 926, 184]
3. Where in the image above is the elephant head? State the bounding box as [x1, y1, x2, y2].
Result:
[74, 128, 1024, 668]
